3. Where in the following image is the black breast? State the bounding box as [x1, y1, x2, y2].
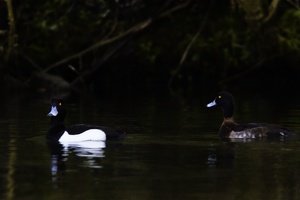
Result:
[47, 124, 66, 141]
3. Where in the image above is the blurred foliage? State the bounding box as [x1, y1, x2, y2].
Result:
[0, 0, 300, 91]
[277, 9, 300, 53]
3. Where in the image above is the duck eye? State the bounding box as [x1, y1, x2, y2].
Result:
[218, 95, 222, 99]
[58, 102, 62, 106]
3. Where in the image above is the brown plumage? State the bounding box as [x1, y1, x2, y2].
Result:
[207, 91, 295, 139]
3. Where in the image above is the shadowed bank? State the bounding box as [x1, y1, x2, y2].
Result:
[0, 1, 300, 94]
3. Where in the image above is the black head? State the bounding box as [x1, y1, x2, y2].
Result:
[47, 98, 67, 123]
[207, 91, 234, 119]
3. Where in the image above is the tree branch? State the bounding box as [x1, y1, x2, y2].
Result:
[218, 58, 266, 84]
[262, 0, 280, 24]
[43, 19, 152, 73]
[6, 0, 16, 60]
[168, 0, 213, 88]
[43, 0, 190, 73]
[285, 0, 300, 9]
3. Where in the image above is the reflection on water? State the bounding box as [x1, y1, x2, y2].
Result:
[1, 92, 300, 200]
[6, 138, 16, 200]
[48, 140, 106, 187]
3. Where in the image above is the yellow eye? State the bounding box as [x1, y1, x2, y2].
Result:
[59, 102, 62, 106]
[218, 95, 222, 99]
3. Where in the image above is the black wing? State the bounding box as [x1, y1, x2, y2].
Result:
[66, 124, 125, 140]
[233, 123, 295, 137]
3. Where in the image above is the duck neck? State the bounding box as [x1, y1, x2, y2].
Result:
[219, 117, 238, 137]
[47, 123, 66, 141]
[48, 115, 66, 141]
[223, 117, 237, 124]
[222, 104, 234, 119]
[50, 115, 65, 125]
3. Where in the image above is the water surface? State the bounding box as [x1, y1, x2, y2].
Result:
[1, 92, 300, 200]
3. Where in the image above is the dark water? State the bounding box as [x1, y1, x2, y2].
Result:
[1, 91, 300, 200]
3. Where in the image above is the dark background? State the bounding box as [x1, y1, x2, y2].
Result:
[1, 0, 300, 95]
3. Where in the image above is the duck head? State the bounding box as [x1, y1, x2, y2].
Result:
[207, 91, 234, 119]
[47, 98, 67, 123]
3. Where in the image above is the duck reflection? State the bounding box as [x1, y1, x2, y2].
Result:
[47, 140, 106, 186]
[206, 133, 294, 169]
[206, 140, 235, 169]
[60, 140, 106, 159]
[45, 97, 124, 186]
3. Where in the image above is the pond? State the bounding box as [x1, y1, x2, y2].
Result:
[1, 90, 300, 200]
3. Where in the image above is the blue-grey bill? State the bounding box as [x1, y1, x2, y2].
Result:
[207, 100, 216, 107]
[47, 106, 58, 117]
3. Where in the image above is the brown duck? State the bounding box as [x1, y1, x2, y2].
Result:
[207, 91, 295, 139]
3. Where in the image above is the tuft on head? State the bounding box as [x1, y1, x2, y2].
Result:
[50, 98, 64, 107]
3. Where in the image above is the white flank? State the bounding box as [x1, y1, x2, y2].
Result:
[59, 129, 106, 143]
